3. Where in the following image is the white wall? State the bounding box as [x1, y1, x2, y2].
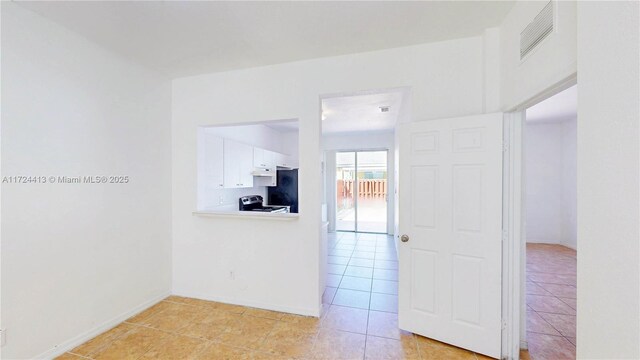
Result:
[321, 131, 395, 234]
[1, 3, 173, 359]
[499, 1, 577, 110]
[172, 35, 491, 317]
[525, 119, 576, 249]
[206, 123, 298, 156]
[482, 27, 501, 113]
[576, 1, 639, 358]
[322, 131, 394, 151]
[498, 1, 579, 349]
[281, 132, 300, 162]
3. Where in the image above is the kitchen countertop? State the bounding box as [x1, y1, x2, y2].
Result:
[193, 209, 299, 220]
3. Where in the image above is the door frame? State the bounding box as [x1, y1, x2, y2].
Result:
[502, 74, 578, 359]
[334, 149, 390, 234]
[501, 112, 525, 359]
[335, 150, 359, 232]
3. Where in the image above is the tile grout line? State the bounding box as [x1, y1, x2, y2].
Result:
[531, 308, 566, 338]
[335, 233, 403, 358]
[525, 244, 577, 358]
[362, 235, 378, 360]
[66, 318, 147, 359]
[127, 306, 294, 357]
[73, 238, 387, 360]
[527, 308, 576, 316]
[360, 233, 377, 360]
[85, 316, 218, 359]
[64, 351, 94, 359]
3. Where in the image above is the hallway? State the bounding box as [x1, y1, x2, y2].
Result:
[324, 231, 486, 359]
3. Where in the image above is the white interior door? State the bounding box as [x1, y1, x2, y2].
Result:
[398, 113, 504, 359]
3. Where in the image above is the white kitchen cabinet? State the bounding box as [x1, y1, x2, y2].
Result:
[224, 139, 254, 188]
[253, 147, 277, 186]
[265, 150, 278, 168]
[275, 153, 297, 168]
[254, 147, 277, 169]
[204, 134, 224, 189]
[254, 173, 276, 187]
[253, 147, 265, 168]
[253, 147, 269, 168]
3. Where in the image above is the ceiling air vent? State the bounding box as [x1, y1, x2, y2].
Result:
[520, 1, 554, 59]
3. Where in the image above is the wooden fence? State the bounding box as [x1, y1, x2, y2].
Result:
[337, 179, 387, 199]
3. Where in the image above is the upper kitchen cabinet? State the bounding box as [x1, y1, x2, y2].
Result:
[275, 153, 297, 169]
[253, 147, 276, 169]
[223, 139, 254, 188]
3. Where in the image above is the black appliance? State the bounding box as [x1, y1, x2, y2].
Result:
[268, 169, 298, 213]
[238, 195, 288, 213]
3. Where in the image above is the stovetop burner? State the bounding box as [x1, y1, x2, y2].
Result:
[250, 207, 286, 212]
[239, 195, 288, 213]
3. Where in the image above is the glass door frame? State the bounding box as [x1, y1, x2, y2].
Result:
[335, 148, 389, 234]
[335, 151, 358, 232]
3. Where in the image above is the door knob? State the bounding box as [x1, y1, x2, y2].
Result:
[401, 234, 409, 242]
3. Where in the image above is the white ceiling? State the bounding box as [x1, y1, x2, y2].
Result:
[322, 91, 404, 134]
[526, 85, 577, 123]
[264, 120, 299, 133]
[16, 1, 515, 78]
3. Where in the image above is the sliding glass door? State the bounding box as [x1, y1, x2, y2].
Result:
[355, 151, 388, 233]
[336, 152, 356, 231]
[336, 150, 388, 233]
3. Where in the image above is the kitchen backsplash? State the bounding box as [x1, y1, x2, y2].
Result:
[201, 186, 268, 210]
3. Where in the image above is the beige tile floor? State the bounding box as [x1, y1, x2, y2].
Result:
[57, 232, 533, 360]
[526, 243, 577, 360]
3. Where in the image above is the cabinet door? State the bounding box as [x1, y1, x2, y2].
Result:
[276, 153, 292, 168]
[253, 147, 267, 168]
[237, 142, 254, 188]
[264, 150, 277, 169]
[224, 139, 254, 188]
[254, 148, 277, 169]
[223, 140, 241, 188]
[205, 135, 224, 189]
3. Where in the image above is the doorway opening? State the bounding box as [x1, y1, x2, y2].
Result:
[319, 87, 408, 236]
[336, 150, 388, 233]
[522, 84, 577, 359]
[320, 87, 502, 359]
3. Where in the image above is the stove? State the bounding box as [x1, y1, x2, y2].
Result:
[239, 195, 288, 213]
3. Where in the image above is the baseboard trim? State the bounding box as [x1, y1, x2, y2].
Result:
[526, 239, 577, 251]
[526, 238, 562, 245]
[34, 291, 170, 360]
[172, 291, 320, 318]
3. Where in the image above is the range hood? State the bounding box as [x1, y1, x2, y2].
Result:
[251, 169, 275, 177]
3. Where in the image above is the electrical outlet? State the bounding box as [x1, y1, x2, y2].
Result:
[218, 196, 224, 205]
[1, 328, 6, 347]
